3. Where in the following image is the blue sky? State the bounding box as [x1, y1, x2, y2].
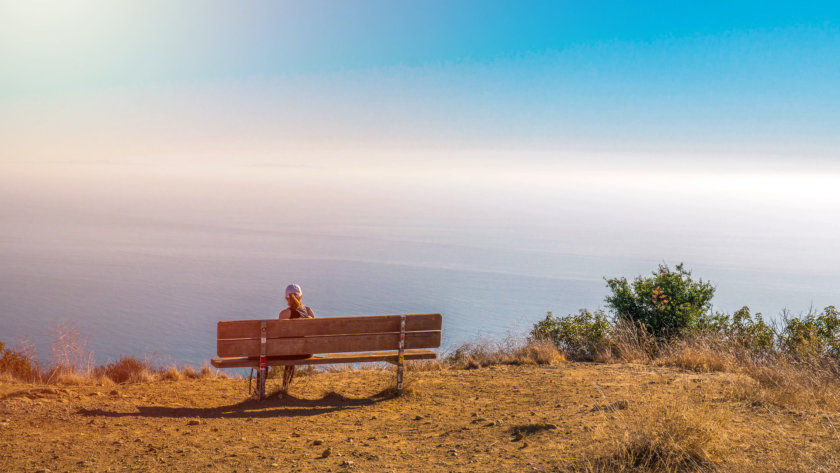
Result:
[1, 1, 840, 165]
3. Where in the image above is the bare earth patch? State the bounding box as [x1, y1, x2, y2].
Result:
[1, 363, 838, 472]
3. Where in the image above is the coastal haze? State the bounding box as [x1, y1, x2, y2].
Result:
[2, 2, 840, 366]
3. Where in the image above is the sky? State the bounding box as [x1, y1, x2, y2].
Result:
[2, 1, 840, 272]
[2, 1, 840, 171]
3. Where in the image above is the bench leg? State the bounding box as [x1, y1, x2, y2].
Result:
[396, 314, 406, 395]
[257, 367, 266, 400]
[258, 320, 267, 400]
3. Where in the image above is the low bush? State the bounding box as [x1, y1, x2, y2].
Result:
[96, 356, 154, 384]
[778, 306, 840, 358]
[530, 309, 611, 361]
[0, 341, 42, 383]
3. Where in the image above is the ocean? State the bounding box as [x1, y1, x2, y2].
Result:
[2, 163, 840, 367]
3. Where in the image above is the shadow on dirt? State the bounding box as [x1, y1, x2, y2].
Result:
[76, 390, 396, 419]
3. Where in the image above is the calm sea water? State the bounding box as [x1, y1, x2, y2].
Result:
[3, 165, 840, 366]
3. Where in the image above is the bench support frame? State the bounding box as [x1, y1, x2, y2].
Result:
[396, 314, 406, 395]
[258, 321, 267, 400]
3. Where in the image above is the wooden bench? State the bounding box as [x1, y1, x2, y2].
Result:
[211, 313, 442, 399]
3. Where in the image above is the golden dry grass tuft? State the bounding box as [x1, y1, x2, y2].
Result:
[181, 365, 198, 379]
[159, 366, 181, 381]
[198, 363, 214, 378]
[578, 396, 726, 473]
[515, 338, 567, 365]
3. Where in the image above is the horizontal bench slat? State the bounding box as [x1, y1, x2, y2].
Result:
[211, 349, 437, 368]
[217, 331, 441, 358]
[218, 313, 441, 340]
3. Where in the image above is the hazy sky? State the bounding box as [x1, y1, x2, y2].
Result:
[2, 1, 840, 171]
[3, 1, 840, 274]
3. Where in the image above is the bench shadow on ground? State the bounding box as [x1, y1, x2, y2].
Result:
[76, 389, 396, 420]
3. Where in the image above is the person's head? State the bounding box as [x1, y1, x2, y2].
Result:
[285, 284, 303, 309]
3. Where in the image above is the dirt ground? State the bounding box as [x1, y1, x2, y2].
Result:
[2, 362, 839, 472]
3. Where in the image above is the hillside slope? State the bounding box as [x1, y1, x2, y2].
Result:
[1, 363, 838, 472]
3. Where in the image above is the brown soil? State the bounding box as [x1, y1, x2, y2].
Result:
[1, 363, 838, 472]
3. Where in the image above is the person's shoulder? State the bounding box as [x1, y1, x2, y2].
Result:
[305, 306, 316, 318]
[279, 308, 291, 319]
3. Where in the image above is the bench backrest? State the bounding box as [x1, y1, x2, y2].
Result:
[217, 313, 442, 358]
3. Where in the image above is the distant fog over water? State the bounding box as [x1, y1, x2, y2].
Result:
[2, 160, 840, 366]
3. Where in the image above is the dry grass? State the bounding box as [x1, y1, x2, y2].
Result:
[51, 372, 89, 386]
[406, 359, 444, 371]
[446, 337, 565, 369]
[198, 363, 214, 378]
[1, 327, 224, 385]
[48, 322, 95, 379]
[657, 337, 736, 374]
[0, 339, 42, 383]
[576, 396, 727, 473]
[724, 358, 840, 411]
[609, 321, 658, 363]
[181, 365, 198, 379]
[159, 366, 181, 381]
[588, 329, 840, 413]
[95, 356, 155, 384]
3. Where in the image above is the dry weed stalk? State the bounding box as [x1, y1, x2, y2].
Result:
[48, 322, 95, 381]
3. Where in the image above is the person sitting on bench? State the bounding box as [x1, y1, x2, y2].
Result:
[278, 283, 315, 393]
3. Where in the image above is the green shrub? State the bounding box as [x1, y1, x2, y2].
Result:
[605, 263, 715, 339]
[697, 306, 775, 352]
[779, 306, 840, 358]
[728, 306, 775, 351]
[0, 341, 42, 382]
[530, 309, 611, 360]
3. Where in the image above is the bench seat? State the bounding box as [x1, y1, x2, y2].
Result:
[211, 349, 438, 369]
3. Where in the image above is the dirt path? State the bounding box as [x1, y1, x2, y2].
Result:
[2, 363, 838, 472]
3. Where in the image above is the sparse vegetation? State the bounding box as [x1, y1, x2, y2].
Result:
[529, 263, 840, 412]
[0, 341, 222, 385]
[445, 337, 565, 369]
